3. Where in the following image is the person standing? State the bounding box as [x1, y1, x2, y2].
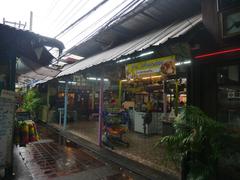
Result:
[143, 100, 153, 136]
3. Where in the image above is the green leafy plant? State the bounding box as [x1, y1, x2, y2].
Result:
[156, 106, 224, 180]
[22, 89, 41, 120]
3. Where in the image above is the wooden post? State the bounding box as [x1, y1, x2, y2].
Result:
[4, 50, 16, 177]
[98, 77, 104, 146]
[8, 51, 16, 91]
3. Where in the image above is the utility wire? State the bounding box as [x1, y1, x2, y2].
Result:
[52, 0, 147, 62]
[52, 0, 89, 31]
[63, 0, 145, 54]
[63, 0, 132, 47]
[54, 0, 109, 38]
[44, 0, 63, 21]
[63, 0, 141, 49]
[104, 0, 146, 30]
[47, 0, 106, 54]
[51, 0, 76, 27]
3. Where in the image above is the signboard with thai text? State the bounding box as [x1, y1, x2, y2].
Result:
[125, 55, 176, 79]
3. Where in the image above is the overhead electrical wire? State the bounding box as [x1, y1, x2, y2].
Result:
[44, 0, 64, 22]
[46, 0, 108, 55]
[44, 0, 83, 34]
[104, 0, 146, 28]
[63, 0, 147, 55]
[63, 0, 132, 47]
[63, 0, 142, 49]
[52, 0, 90, 32]
[54, 0, 109, 39]
[48, 0, 148, 62]
[50, 0, 76, 27]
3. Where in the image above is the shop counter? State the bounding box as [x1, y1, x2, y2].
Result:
[133, 111, 146, 133]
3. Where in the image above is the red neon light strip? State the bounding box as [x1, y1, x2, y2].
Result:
[195, 48, 240, 59]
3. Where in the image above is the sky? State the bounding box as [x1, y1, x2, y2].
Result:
[0, 0, 146, 54]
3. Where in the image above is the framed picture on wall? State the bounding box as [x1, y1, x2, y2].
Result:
[220, 7, 240, 38]
[218, 0, 240, 11]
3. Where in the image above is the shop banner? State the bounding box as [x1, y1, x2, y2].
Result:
[125, 55, 176, 79]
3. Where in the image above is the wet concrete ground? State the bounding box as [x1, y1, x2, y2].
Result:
[11, 124, 147, 180]
[51, 121, 179, 176]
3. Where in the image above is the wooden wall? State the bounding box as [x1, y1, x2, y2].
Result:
[201, 0, 220, 42]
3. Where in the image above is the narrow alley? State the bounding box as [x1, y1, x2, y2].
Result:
[10, 124, 148, 180]
[1, 1, 240, 180]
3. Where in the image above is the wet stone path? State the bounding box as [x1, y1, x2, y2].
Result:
[15, 124, 147, 180]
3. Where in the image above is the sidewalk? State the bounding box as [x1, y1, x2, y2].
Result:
[42, 123, 179, 180]
[11, 124, 148, 180]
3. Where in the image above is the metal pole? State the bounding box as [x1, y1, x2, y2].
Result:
[59, 109, 62, 126]
[92, 86, 95, 110]
[29, 11, 33, 31]
[175, 79, 179, 116]
[8, 51, 16, 91]
[98, 78, 104, 146]
[163, 80, 167, 115]
[118, 80, 122, 108]
[63, 81, 68, 130]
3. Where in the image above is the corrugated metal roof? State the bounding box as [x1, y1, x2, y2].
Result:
[0, 23, 64, 65]
[16, 57, 60, 86]
[57, 14, 202, 77]
[71, 0, 201, 58]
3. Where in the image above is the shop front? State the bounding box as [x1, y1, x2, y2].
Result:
[80, 55, 187, 175]
[100, 55, 189, 175]
[43, 53, 189, 175]
[119, 55, 186, 136]
[188, 35, 240, 178]
[44, 74, 111, 144]
[190, 47, 240, 131]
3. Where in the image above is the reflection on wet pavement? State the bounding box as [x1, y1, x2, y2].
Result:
[18, 140, 104, 179]
[16, 124, 147, 180]
[50, 121, 179, 177]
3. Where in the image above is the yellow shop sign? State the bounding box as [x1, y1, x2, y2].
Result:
[126, 55, 176, 79]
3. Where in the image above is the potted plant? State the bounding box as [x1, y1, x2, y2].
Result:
[22, 89, 42, 121]
[156, 106, 224, 180]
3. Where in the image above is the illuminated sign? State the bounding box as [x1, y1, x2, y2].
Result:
[126, 55, 176, 79]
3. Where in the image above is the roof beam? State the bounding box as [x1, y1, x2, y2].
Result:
[111, 26, 134, 38]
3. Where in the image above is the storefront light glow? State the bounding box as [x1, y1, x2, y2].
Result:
[195, 48, 240, 59]
[59, 80, 66, 83]
[58, 81, 77, 84]
[121, 79, 134, 82]
[87, 77, 97, 80]
[116, 57, 131, 63]
[142, 75, 161, 80]
[183, 60, 191, 64]
[175, 60, 191, 66]
[87, 77, 109, 81]
[138, 51, 154, 57]
[69, 81, 77, 85]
